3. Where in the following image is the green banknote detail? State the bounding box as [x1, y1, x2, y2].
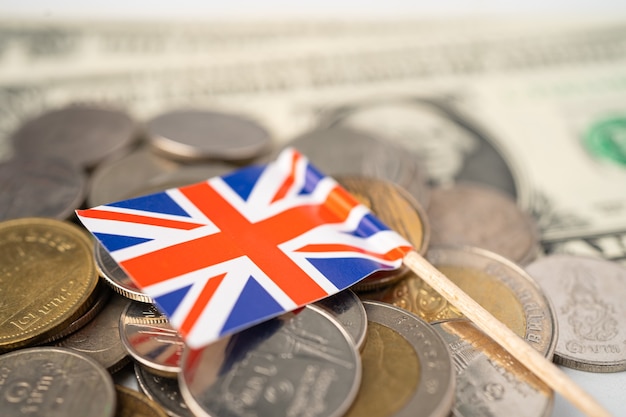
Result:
[583, 117, 626, 167]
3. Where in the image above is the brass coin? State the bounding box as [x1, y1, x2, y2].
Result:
[342, 300, 455, 417]
[338, 176, 430, 291]
[0, 217, 99, 352]
[361, 245, 557, 357]
[115, 385, 169, 417]
[345, 321, 420, 417]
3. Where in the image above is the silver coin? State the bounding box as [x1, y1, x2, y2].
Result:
[11, 105, 139, 169]
[56, 293, 131, 373]
[525, 254, 626, 372]
[95, 241, 153, 303]
[135, 363, 194, 417]
[0, 155, 86, 221]
[426, 246, 557, 358]
[277, 126, 430, 207]
[0, 346, 116, 417]
[343, 300, 454, 417]
[123, 164, 235, 199]
[146, 109, 272, 162]
[427, 182, 540, 265]
[178, 304, 361, 417]
[314, 289, 367, 350]
[88, 146, 179, 207]
[88, 146, 235, 206]
[119, 302, 185, 378]
[433, 319, 553, 417]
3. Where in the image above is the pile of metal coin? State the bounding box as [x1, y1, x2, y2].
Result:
[1, 103, 625, 417]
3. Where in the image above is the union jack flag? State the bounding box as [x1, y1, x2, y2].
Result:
[77, 148, 412, 348]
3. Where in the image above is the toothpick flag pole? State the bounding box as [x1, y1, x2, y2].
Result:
[403, 250, 611, 417]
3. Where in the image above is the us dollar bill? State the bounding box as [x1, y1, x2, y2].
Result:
[1, 17, 625, 264]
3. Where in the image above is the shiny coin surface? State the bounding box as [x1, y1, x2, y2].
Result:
[362, 245, 557, 357]
[314, 289, 368, 350]
[146, 109, 272, 162]
[135, 363, 194, 417]
[343, 300, 454, 417]
[0, 218, 99, 352]
[0, 156, 87, 221]
[56, 293, 131, 373]
[338, 175, 430, 290]
[120, 302, 184, 378]
[115, 384, 169, 417]
[11, 105, 138, 169]
[179, 304, 361, 417]
[427, 182, 540, 265]
[278, 126, 430, 207]
[433, 319, 553, 417]
[525, 254, 626, 372]
[95, 241, 153, 303]
[0, 346, 116, 417]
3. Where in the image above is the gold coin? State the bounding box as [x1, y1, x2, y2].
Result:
[361, 246, 557, 357]
[115, 385, 168, 417]
[338, 176, 430, 291]
[372, 264, 525, 336]
[361, 252, 524, 335]
[343, 321, 420, 417]
[0, 217, 99, 352]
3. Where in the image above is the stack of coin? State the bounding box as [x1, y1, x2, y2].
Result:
[3, 102, 625, 417]
[0, 218, 100, 352]
[1, 105, 142, 222]
[0, 104, 280, 415]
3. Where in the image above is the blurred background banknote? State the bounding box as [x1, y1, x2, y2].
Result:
[1, 12, 626, 417]
[1, 17, 625, 263]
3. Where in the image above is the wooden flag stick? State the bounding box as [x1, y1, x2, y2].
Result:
[403, 250, 612, 417]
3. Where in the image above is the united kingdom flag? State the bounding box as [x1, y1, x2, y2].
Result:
[77, 148, 412, 348]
